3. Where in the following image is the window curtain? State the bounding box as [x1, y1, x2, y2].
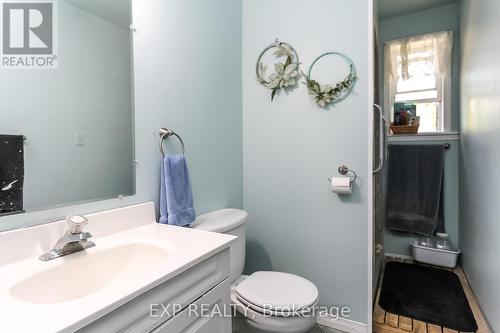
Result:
[383, 31, 453, 116]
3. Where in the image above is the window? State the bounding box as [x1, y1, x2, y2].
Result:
[394, 55, 442, 132]
[384, 31, 453, 132]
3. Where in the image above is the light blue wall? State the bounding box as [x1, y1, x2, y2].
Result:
[379, 3, 461, 256]
[384, 139, 460, 256]
[131, 0, 243, 214]
[0, 0, 243, 231]
[243, 0, 372, 324]
[378, 3, 460, 131]
[459, 0, 500, 330]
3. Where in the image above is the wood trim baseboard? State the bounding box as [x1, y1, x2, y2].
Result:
[454, 267, 492, 333]
[317, 315, 368, 333]
[384, 253, 413, 261]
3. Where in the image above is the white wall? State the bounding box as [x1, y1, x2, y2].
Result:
[243, 0, 372, 325]
[459, 0, 500, 330]
[0, 1, 134, 212]
[0, 0, 243, 231]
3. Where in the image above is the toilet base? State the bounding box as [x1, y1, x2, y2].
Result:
[232, 312, 258, 333]
[232, 311, 315, 333]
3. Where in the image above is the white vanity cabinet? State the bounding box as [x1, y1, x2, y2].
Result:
[152, 279, 231, 333]
[0, 203, 236, 333]
[76, 248, 231, 333]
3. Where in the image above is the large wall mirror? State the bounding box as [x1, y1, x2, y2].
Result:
[0, 0, 135, 216]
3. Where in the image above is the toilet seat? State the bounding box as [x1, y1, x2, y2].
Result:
[234, 292, 318, 318]
[233, 271, 318, 316]
[231, 292, 318, 333]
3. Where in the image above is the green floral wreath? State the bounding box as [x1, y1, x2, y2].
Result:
[304, 52, 357, 107]
[256, 39, 300, 102]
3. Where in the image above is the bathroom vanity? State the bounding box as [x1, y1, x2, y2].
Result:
[0, 203, 235, 333]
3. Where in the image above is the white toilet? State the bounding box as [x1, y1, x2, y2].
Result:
[191, 209, 318, 333]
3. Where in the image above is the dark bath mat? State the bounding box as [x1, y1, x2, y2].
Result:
[379, 262, 478, 332]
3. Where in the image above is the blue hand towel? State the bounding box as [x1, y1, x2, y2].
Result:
[159, 155, 195, 227]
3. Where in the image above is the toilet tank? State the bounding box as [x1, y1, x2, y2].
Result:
[191, 209, 247, 283]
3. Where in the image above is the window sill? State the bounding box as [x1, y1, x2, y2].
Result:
[388, 131, 460, 143]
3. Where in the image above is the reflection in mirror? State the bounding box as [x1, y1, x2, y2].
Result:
[0, 0, 134, 217]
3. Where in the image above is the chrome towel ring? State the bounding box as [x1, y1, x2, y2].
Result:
[159, 128, 185, 156]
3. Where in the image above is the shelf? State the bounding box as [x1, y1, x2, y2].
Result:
[388, 131, 459, 143]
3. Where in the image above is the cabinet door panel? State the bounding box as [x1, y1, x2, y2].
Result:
[153, 279, 231, 333]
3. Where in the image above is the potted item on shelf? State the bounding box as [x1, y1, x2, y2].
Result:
[390, 103, 420, 134]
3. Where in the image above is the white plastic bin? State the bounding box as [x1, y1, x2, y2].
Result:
[410, 240, 461, 268]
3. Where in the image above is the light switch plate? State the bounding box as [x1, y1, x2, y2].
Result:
[75, 132, 86, 146]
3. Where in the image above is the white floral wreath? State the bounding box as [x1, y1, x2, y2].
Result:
[256, 39, 300, 102]
[304, 52, 357, 107]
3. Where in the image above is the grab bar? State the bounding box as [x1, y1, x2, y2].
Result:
[373, 104, 387, 174]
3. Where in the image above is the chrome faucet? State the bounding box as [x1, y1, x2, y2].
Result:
[39, 215, 95, 261]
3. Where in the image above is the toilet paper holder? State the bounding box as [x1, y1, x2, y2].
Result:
[328, 165, 357, 184]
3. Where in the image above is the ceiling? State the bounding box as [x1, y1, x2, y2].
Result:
[378, 0, 458, 20]
[63, 0, 131, 29]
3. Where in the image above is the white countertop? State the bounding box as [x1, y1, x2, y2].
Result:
[0, 203, 235, 333]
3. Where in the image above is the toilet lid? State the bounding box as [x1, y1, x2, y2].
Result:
[234, 271, 318, 311]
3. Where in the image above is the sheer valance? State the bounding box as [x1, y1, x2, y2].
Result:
[384, 31, 453, 82]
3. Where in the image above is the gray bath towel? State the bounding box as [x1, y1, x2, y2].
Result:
[386, 145, 444, 236]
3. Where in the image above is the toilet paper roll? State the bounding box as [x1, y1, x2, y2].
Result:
[330, 177, 352, 195]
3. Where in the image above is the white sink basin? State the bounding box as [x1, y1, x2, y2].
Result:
[9, 243, 169, 304]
